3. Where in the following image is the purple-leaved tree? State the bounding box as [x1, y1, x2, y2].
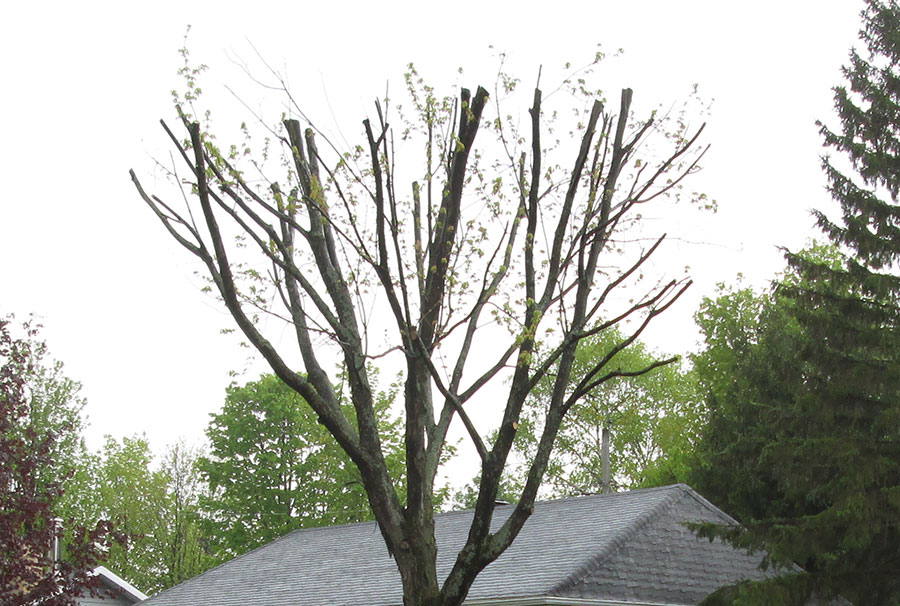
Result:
[0, 317, 124, 605]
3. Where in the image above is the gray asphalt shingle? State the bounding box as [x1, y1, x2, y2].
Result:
[551, 487, 773, 604]
[141, 484, 775, 605]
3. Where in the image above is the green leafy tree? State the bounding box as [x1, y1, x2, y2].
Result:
[512, 329, 700, 495]
[73, 437, 212, 594]
[158, 441, 212, 588]
[450, 469, 521, 511]
[0, 317, 209, 596]
[0, 316, 94, 528]
[198, 373, 404, 560]
[688, 279, 796, 529]
[17, 347, 88, 494]
[90, 436, 171, 593]
[132, 48, 706, 605]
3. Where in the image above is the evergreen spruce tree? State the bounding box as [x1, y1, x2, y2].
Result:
[792, 2, 900, 599]
[694, 2, 900, 604]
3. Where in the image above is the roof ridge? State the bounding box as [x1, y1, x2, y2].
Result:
[142, 485, 702, 604]
[678, 485, 740, 526]
[544, 484, 691, 596]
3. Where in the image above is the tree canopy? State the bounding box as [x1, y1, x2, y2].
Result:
[512, 328, 700, 495]
[66, 436, 214, 595]
[198, 373, 404, 560]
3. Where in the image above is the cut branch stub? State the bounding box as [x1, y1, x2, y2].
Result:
[420, 86, 490, 348]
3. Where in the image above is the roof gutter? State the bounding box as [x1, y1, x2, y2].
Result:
[463, 596, 682, 606]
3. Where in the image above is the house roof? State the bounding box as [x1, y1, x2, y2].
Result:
[141, 484, 777, 606]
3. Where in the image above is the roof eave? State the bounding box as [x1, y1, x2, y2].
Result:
[463, 596, 685, 606]
[93, 566, 149, 603]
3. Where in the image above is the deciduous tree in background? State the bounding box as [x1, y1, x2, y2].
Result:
[68, 436, 210, 594]
[131, 54, 706, 605]
[197, 373, 404, 560]
[1, 316, 218, 597]
[513, 328, 701, 495]
[159, 441, 211, 588]
[92, 436, 171, 594]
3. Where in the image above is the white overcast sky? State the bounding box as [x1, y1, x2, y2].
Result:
[0, 0, 865, 458]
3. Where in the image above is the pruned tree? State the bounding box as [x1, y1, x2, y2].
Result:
[130, 55, 706, 606]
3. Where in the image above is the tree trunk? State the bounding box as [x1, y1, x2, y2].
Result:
[396, 526, 440, 606]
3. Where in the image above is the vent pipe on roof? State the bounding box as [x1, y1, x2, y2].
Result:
[601, 425, 611, 494]
[48, 517, 62, 563]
